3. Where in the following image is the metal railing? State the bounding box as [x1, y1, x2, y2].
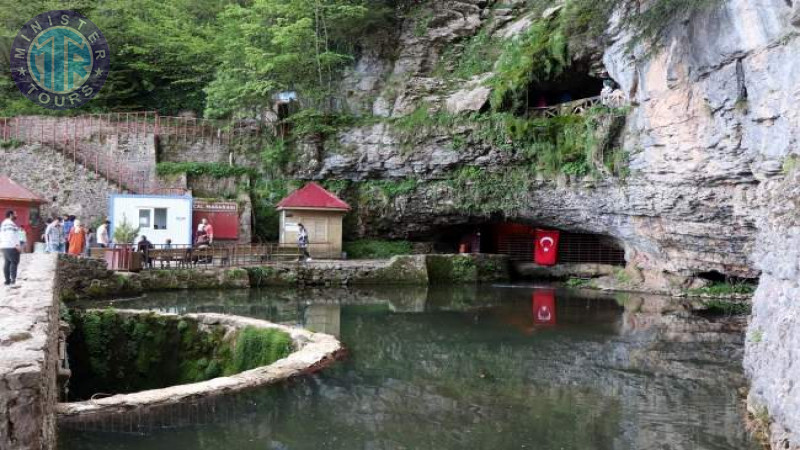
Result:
[0, 112, 250, 194]
[526, 96, 603, 118]
[91, 242, 341, 271]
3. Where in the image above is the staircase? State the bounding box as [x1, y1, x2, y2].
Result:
[0, 112, 234, 195]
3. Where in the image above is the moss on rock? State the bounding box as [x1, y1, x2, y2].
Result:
[66, 309, 291, 401]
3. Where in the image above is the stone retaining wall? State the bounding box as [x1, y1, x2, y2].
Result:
[57, 311, 342, 422]
[0, 254, 60, 450]
[58, 254, 510, 301]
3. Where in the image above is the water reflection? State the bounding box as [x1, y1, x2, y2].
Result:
[61, 285, 758, 450]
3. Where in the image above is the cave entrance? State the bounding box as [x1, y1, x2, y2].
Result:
[494, 57, 608, 115]
[526, 71, 605, 111]
[443, 222, 626, 266]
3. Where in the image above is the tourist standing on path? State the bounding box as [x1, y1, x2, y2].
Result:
[67, 220, 88, 256]
[63, 215, 74, 253]
[297, 223, 311, 262]
[1, 210, 22, 287]
[96, 220, 110, 248]
[45, 217, 63, 253]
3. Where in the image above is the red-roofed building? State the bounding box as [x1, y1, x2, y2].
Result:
[276, 182, 350, 258]
[0, 176, 46, 252]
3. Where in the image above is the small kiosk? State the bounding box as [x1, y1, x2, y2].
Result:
[0, 176, 46, 252]
[109, 193, 193, 246]
[276, 182, 350, 258]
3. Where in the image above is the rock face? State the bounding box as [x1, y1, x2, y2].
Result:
[290, 0, 791, 283]
[0, 144, 119, 225]
[745, 169, 800, 450]
[306, 1, 800, 444]
[0, 254, 60, 450]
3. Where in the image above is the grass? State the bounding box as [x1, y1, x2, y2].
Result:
[344, 239, 413, 259]
[782, 155, 799, 174]
[700, 299, 751, 315]
[565, 277, 591, 288]
[156, 162, 252, 178]
[0, 138, 23, 149]
[436, 28, 500, 81]
[687, 281, 756, 297]
[614, 268, 632, 285]
[228, 326, 292, 374]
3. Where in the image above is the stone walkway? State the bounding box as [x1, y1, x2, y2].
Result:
[0, 254, 60, 450]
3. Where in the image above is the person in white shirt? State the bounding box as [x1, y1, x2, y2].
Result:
[1, 210, 22, 286]
[96, 220, 111, 248]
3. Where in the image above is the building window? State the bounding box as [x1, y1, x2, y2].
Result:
[139, 209, 151, 228]
[154, 208, 167, 230]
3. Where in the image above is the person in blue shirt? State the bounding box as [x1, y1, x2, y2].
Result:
[62, 214, 74, 253]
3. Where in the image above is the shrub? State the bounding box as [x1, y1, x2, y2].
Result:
[344, 239, 413, 259]
[228, 326, 292, 373]
[688, 281, 756, 297]
[156, 162, 252, 178]
[112, 214, 140, 244]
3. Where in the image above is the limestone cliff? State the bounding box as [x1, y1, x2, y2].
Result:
[287, 1, 800, 446]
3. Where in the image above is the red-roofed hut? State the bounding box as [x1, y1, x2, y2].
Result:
[0, 176, 46, 252]
[276, 182, 350, 258]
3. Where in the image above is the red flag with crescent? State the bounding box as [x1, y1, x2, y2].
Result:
[534, 229, 560, 265]
[532, 289, 557, 325]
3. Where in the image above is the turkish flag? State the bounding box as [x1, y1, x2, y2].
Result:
[534, 229, 560, 265]
[532, 290, 557, 325]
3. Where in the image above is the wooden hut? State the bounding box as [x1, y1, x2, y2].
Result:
[0, 176, 46, 252]
[276, 183, 350, 258]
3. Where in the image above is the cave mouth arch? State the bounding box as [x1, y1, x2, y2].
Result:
[431, 221, 626, 267]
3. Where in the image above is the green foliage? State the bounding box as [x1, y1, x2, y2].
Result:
[0, 0, 400, 116]
[700, 299, 751, 315]
[203, 0, 388, 118]
[67, 309, 293, 400]
[687, 281, 756, 297]
[447, 166, 533, 214]
[0, 139, 22, 149]
[112, 215, 140, 245]
[344, 239, 413, 259]
[426, 255, 478, 284]
[228, 326, 293, 373]
[67, 309, 233, 400]
[388, 107, 626, 178]
[613, 268, 632, 285]
[357, 179, 419, 207]
[782, 155, 799, 174]
[156, 162, 253, 178]
[285, 109, 357, 139]
[436, 28, 499, 80]
[488, 18, 568, 111]
[250, 179, 297, 242]
[565, 277, 591, 288]
[260, 139, 293, 177]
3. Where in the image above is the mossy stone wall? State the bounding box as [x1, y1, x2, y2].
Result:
[426, 254, 510, 284]
[66, 310, 291, 401]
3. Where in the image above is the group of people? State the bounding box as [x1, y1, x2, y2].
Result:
[42, 215, 111, 256]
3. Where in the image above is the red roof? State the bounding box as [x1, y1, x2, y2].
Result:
[276, 182, 350, 211]
[0, 176, 46, 203]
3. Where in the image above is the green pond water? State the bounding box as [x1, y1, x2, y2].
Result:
[59, 284, 759, 450]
